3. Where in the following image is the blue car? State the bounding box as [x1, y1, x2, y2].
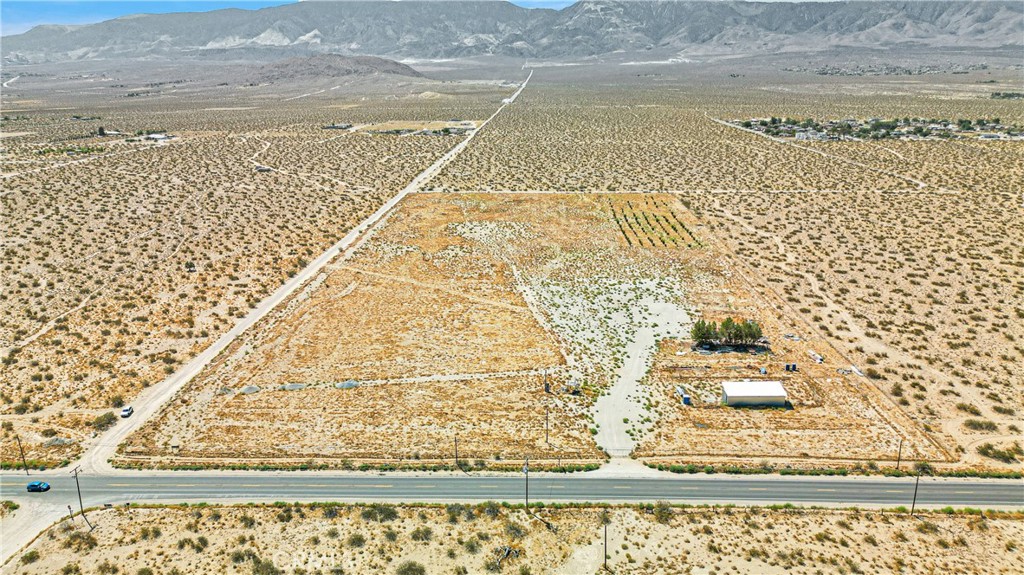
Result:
[26, 481, 50, 493]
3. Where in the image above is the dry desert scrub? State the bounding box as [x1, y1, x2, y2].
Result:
[0, 79, 503, 467]
[682, 187, 1023, 470]
[431, 72, 1023, 471]
[6, 504, 1022, 575]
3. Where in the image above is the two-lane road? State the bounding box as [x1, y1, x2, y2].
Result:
[3, 472, 1021, 509]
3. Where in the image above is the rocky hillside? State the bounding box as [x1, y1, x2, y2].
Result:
[3, 1, 1021, 64]
[249, 54, 422, 83]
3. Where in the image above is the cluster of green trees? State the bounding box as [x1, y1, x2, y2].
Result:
[691, 317, 763, 345]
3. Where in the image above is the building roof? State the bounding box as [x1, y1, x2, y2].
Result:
[721, 380, 786, 398]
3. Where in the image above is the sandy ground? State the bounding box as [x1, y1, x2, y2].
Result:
[0, 74, 519, 468]
[429, 77, 1023, 472]
[120, 193, 704, 467]
[4, 504, 1021, 574]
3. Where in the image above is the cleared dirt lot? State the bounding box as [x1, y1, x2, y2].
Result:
[636, 339, 945, 466]
[126, 193, 690, 467]
[6, 504, 1021, 575]
[121, 189, 959, 471]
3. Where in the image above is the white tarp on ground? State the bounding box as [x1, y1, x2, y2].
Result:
[721, 380, 787, 407]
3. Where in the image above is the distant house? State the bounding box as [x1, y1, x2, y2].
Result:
[144, 133, 171, 141]
[323, 123, 353, 130]
[721, 380, 787, 407]
[795, 130, 827, 141]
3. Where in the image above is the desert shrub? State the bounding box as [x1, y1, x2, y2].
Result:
[411, 527, 433, 542]
[231, 549, 259, 563]
[956, 403, 982, 416]
[176, 537, 208, 552]
[347, 533, 366, 548]
[479, 501, 501, 518]
[396, 562, 426, 575]
[654, 501, 673, 524]
[21, 550, 39, 564]
[977, 442, 1023, 463]
[964, 419, 998, 431]
[505, 521, 526, 539]
[361, 503, 398, 522]
[252, 559, 282, 575]
[63, 531, 98, 551]
[446, 503, 473, 524]
[239, 514, 256, 528]
[91, 412, 117, 430]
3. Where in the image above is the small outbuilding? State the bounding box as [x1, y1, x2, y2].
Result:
[721, 380, 787, 407]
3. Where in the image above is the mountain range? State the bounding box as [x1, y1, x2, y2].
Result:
[3, 1, 1022, 64]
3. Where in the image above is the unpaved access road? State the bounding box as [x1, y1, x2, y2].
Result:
[76, 71, 533, 476]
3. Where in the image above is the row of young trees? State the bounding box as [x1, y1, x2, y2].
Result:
[691, 317, 763, 345]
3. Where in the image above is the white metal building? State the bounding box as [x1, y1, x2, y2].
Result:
[721, 380, 787, 407]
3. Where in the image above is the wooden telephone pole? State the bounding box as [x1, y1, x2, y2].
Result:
[15, 435, 29, 475]
[523, 456, 529, 510]
[70, 466, 94, 531]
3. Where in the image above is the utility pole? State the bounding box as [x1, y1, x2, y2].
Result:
[896, 439, 903, 471]
[67, 505, 75, 524]
[545, 405, 549, 444]
[523, 456, 529, 510]
[600, 508, 611, 572]
[15, 435, 29, 475]
[454, 435, 459, 470]
[70, 466, 94, 531]
[909, 469, 921, 516]
[604, 522, 609, 571]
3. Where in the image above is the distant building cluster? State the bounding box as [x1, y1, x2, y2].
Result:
[782, 63, 989, 77]
[729, 116, 1023, 141]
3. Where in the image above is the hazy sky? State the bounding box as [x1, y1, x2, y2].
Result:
[1, 0, 838, 37]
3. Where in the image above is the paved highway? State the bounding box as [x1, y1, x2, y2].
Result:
[2, 472, 1021, 509]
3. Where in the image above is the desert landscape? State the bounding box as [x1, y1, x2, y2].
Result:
[4, 62, 1022, 473]
[2, 0, 1024, 572]
[0, 66, 508, 467]
[119, 192, 707, 467]
[428, 69, 1024, 472]
[7, 503, 1022, 574]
